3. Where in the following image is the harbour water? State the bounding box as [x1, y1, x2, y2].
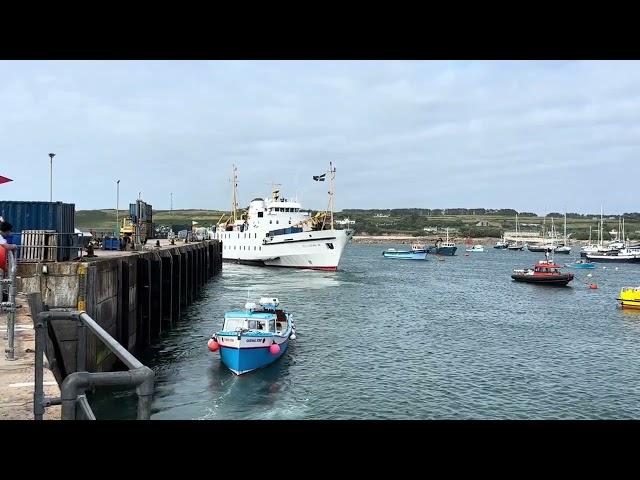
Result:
[90, 244, 640, 419]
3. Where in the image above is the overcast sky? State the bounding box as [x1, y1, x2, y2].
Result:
[1, 60, 638, 214]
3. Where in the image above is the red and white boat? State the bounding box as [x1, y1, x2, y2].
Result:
[511, 257, 574, 286]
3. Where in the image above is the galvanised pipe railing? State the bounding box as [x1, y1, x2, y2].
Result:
[34, 310, 154, 420]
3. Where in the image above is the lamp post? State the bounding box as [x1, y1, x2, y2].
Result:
[48, 153, 55, 202]
[116, 180, 120, 235]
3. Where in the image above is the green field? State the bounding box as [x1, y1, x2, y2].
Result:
[75, 208, 640, 240]
[75, 209, 228, 231]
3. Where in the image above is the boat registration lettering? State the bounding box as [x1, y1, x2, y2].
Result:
[246, 338, 265, 343]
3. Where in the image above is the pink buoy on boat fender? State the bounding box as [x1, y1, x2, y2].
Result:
[269, 343, 281, 355]
[207, 338, 219, 352]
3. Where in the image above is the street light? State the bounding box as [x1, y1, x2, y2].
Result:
[116, 179, 120, 235]
[48, 153, 55, 202]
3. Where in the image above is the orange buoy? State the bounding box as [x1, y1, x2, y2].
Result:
[589, 283, 598, 289]
[207, 338, 219, 352]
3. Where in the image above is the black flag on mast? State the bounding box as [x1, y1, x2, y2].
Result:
[313, 173, 326, 181]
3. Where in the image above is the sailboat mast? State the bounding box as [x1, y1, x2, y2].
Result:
[564, 212, 567, 245]
[600, 205, 603, 247]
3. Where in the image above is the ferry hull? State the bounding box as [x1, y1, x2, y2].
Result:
[220, 229, 353, 271]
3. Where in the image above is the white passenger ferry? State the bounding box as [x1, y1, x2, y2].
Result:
[211, 163, 353, 270]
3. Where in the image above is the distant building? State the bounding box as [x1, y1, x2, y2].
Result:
[475, 220, 490, 227]
[336, 218, 355, 226]
[423, 226, 458, 233]
[373, 213, 390, 218]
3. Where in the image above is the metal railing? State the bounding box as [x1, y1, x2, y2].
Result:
[33, 309, 154, 420]
[1, 250, 17, 360]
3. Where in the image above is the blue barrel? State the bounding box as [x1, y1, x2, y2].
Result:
[103, 237, 120, 251]
[8, 233, 21, 245]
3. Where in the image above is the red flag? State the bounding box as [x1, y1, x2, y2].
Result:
[0, 176, 12, 185]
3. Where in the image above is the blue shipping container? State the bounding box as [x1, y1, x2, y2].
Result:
[0, 201, 76, 261]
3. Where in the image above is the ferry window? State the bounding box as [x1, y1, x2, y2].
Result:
[269, 320, 275, 332]
[255, 233, 257, 238]
[247, 320, 257, 330]
[259, 246, 261, 251]
[254, 246, 256, 250]
[276, 220, 279, 224]
[289, 221, 291, 224]
[257, 322, 264, 330]
[270, 220, 272, 224]
[258, 211, 263, 218]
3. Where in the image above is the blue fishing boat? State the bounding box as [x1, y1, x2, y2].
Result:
[427, 228, 457, 256]
[207, 297, 295, 375]
[565, 259, 596, 269]
[382, 244, 428, 260]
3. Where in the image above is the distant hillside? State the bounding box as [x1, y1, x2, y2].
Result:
[75, 208, 640, 240]
[75, 209, 229, 230]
